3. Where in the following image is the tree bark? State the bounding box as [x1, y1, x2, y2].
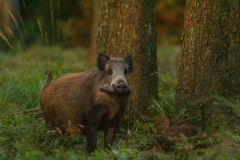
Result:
[97, 0, 158, 113]
[88, 0, 100, 66]
[172, 0, 240, 136]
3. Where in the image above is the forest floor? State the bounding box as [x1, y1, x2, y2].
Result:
[1, 44, 237, 159]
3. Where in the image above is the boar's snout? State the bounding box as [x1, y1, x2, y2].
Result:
[113, 79, 131, 95]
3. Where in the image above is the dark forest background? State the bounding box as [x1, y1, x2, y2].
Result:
[0, 0, 185, 50]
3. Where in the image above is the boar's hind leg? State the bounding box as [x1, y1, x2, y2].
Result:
[85, 124, 98, 154]
[104, 123, 118, 149]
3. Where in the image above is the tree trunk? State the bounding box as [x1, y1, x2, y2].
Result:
[97, 0, 158, 113]
[88, 0, 100, 66]
[172, 0, 240, 137]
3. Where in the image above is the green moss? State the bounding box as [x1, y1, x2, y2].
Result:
[215, 131, 240, 144]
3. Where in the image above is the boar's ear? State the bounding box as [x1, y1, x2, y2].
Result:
[98, 53, 110, 71]
[125, 55, 133, 73]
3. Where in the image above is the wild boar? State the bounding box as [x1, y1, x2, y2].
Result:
[40, 53, 133, 153]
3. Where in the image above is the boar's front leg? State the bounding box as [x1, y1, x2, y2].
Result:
[104, 123, 118, 149]
[85, 124, 98, 154]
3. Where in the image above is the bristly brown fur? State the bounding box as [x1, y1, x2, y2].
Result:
[40, 54, 133, 154]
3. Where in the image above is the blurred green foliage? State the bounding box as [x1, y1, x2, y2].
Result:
[19, 0, 92, 47]
[155, 0, 186, 43]
[0, 0, 186, 50]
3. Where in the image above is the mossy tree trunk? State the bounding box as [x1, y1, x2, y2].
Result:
[97, 0, 159, 113]
[172, 0, 240, 137]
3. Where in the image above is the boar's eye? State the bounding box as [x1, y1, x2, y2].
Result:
[124, 68, 127, 75]
[108, 68, 113, 75]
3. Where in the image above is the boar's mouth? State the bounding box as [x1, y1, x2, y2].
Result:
[100, 87, 131, 96]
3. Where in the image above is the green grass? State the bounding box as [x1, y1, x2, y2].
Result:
[157, 45, 180, 119]
[0, 46, 89, 113]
